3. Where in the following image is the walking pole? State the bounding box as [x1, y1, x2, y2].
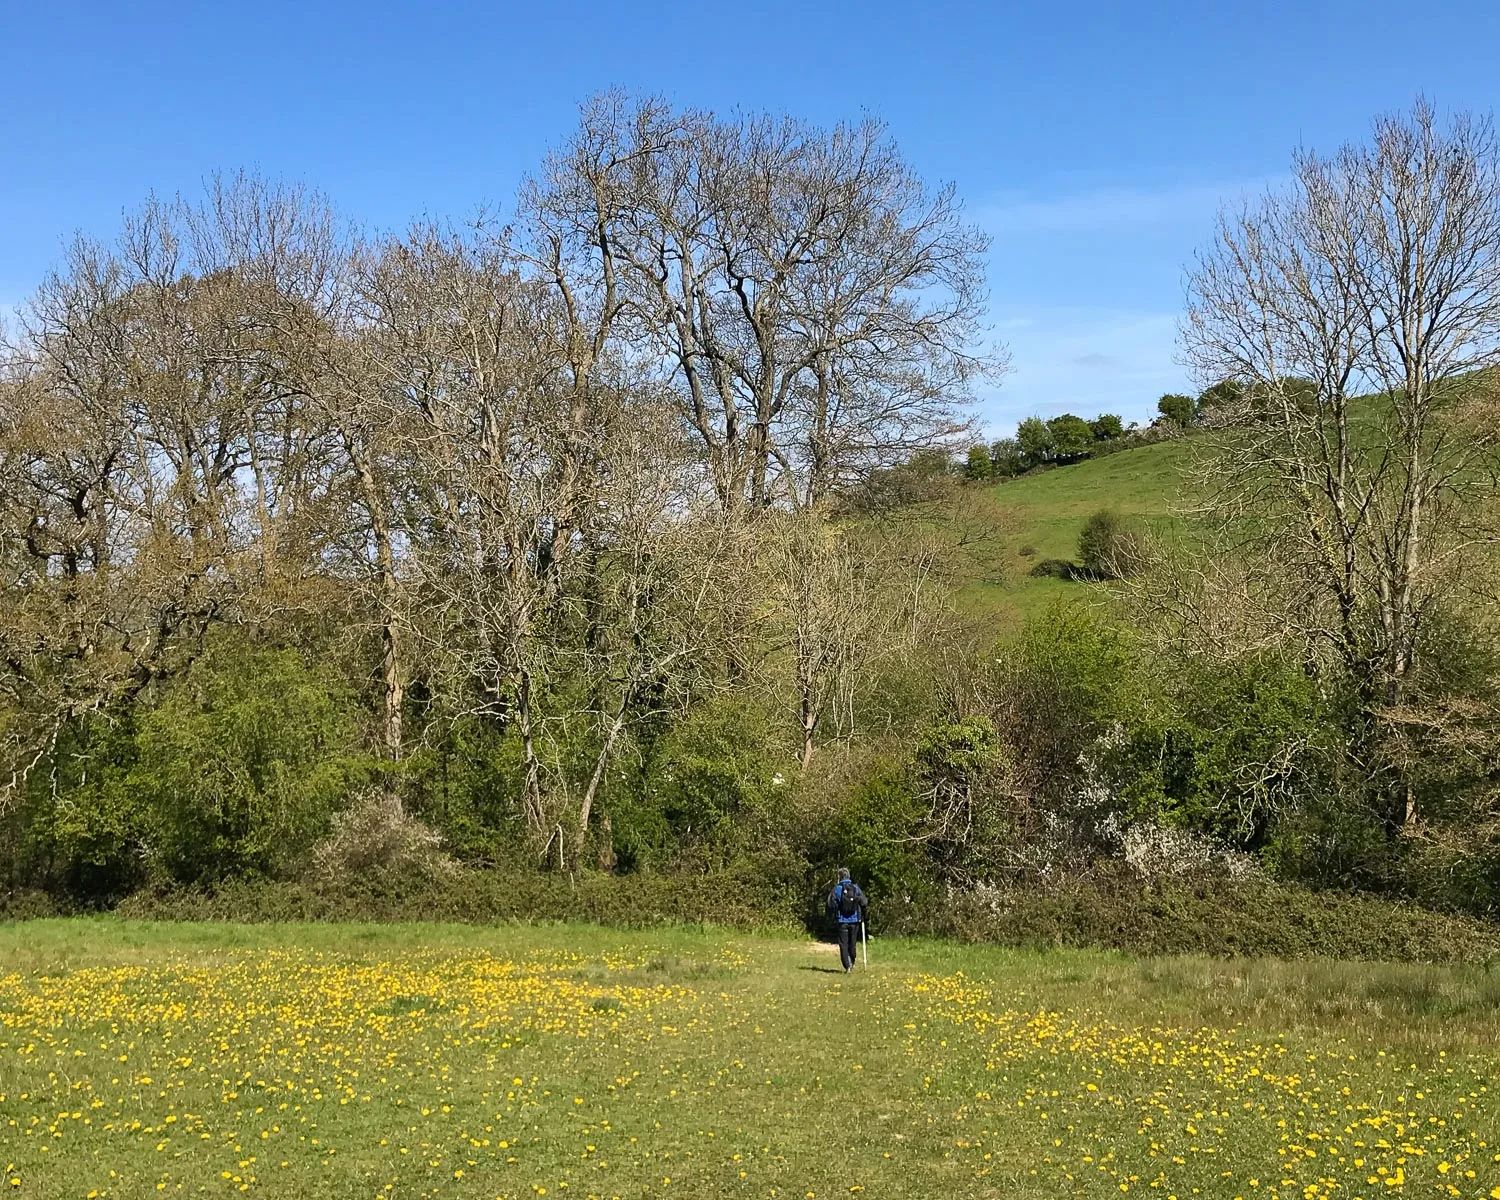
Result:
[861, 920, 868, 967]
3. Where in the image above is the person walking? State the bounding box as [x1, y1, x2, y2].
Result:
[825, 868, 867, 972]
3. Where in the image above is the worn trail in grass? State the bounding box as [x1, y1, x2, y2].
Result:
[0, 921, 1496, 1199]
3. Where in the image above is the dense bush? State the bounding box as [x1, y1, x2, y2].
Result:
[6, 632, 374, 900]
[94, 864, 1500, 966]
[310, 791, 453, 885]
[113, 864, 807, 931]
[1109, 652, 1329, 849]
[619, 695, 789, 872]
[1075, 509, 1146, 579]
[813, 756, 931, 903]
[877, 866, 1500, 964]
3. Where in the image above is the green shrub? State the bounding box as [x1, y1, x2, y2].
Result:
[131, 636, 371, 884]
[1027, 557, 1076, 579]
[877, 865, 1500, 964]
[399, 714, 529, 862]
[817, 758, 931, 904]
[12, 631, 373, 899]
[1111, 652, 1328, 849]
[107, 862, 1500, 966]
[0, 889, 60, 920]
[994, 604, 1144, 799]
[116, 864, 805, 931]
[22, 710, 151, 900]
[619, 695, 786, 871]
[1076, 509, 1145, 579]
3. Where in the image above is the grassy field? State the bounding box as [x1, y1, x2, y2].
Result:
[2, 920, 1497, 1199]
[948, 435, 1203, 625]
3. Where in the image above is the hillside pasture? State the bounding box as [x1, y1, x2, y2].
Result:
[951, 436, 1203, 624]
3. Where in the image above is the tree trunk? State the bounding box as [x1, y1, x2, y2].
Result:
[355, 452, 403, 760]
[575, 703, 629, 859]
[516, 667, 547, 843]
[598, 812, 617, 872]
[379, 603, 403, 760]
[800, 693, 816, 770]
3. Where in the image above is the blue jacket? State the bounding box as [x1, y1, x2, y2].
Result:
[826, 880, 867, 925]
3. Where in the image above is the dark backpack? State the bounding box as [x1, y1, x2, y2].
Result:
[836, 882, 860, 919]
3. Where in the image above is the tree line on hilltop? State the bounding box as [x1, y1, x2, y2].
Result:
[963, 382, 1246, 483]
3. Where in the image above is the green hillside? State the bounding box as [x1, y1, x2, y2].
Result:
[955, 434, 1203, 625]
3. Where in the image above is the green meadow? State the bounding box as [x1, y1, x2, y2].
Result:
[2, 920, 1496, 1199]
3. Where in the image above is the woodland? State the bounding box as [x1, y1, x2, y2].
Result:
[3, 96, 1498, 945]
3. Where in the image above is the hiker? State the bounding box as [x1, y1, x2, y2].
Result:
[825, 868, 867, 972]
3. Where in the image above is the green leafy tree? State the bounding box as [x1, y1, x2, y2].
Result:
[132, 638, 368, 884]
[1089, 413, 1125, 441]
[1076, 508, 1145, 579]
[1016, 416, 1055, 467]
[964, 444, 993, 482]
[1195, 378, 1244, 417]
[1047, 413, 1095, 462]
[905, 447, 955, 479]
[989, 437, 1024, 477]
[1157, 393, 1195, 428]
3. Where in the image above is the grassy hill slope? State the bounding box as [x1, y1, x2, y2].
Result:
[953, 434, 1202, 626]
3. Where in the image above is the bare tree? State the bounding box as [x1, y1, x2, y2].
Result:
[0, 101, 1001, 863]
[359, 222, 739, 856]
[759, 511, 955, 769]
[532, 92, 1000, 516]
[0, 179, 342, 807]
[563, 408, 746, 858]
[301, 325, 410, 759]
[1182, 98, 1500, 832]
[521, 94, 1001, 758]
[354, 225, 550, 837]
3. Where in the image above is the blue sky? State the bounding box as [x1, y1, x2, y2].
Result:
[6, 0, 1500, 434]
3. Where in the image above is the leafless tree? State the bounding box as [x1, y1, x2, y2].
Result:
[531, 92, 1000, 516]
[358, 222, 741, 855]
[0, 100, 1000, 849]
[1182, 98, 1500, 831]
[759, 511, 955, 768]
[0, 178, 342, 807]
